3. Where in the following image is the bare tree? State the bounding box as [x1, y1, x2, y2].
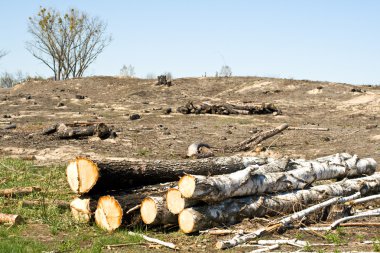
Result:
[26, 7, 111, 80]
[120, 64, 135, 77]
[220, 65, 232, 77]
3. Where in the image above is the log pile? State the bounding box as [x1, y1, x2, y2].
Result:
[65, 151, 380, 250]
[176, 101, 280, 115]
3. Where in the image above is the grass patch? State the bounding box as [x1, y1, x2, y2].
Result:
[0, 157, 147, 252]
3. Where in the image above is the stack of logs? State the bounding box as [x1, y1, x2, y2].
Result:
[176, 102, 280, 115]
[68, 152, 379, 239]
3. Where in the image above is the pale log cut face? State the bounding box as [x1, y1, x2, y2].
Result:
[95, 196, 123, 232]
[178, 209, 195, 233]
[140, 197, 158, 224]
[178, 175, 196, 198]
[66, 157, 99, 194]
[166, 188, 185, 214]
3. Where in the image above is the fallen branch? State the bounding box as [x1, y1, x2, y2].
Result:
[280, 192, 361, 227]
[249, 243, 279, 253]
[225, 123, 288, 152]
[304, 208, 380, 231]
[288, 127, 329, 131]
[257, 239, 308, 247]
[127, 231, 178, 250]
[179, 173, 380, 235]
[22, 199, 70, 209]
[348, 194, 380, 205]
[0, 213, 23, 225]
[179, 154, 375, 203]
[103, 243, 147, 249]
[339, 222, 380, 227]
[0, 186, 41, 197]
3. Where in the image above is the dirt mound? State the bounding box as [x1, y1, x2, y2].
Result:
[0, 76, 379, 163]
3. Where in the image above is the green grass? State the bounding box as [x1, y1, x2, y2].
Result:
[0, 158, 146, 252]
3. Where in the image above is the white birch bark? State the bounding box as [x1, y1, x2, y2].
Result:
[179, 154, 376, 202]
[179, 173, 380, 234]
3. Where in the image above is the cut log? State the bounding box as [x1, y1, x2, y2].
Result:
[0, 186, 41, 197]
[95, 196, 123, 232]
[0, 213, 23, 225]
[225, 123, 288, 152]
[66, 156, 268, 194]
[179, 154, 376, 203]
[140, 196, 177, 225]
[178, 173, 380, 233]
[94, 182, 176, 231]
[166, 188, 201, 214]
[70, 197, 98, 223]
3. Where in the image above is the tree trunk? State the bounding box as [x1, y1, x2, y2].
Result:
[140, 196, 177, 225]
[66, 156, 269, 194]
[0, 186, 41, 197]
[178, 154, 377, 203]
[178, 173, 380, 233]
[0, 213, 23, 225]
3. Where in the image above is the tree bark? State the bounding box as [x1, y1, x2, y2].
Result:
[0, 186, 41, 197]
[178, 173, 380, 233]
[140, 196, 177, 225]
[0, 213, 23, 225]
[66, 156, 269, 194]
[179, 154, 376, 203]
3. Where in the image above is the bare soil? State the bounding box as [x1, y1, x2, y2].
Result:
[1, 76, 379, 252]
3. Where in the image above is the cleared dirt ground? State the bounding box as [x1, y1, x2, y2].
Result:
[0, 76, 379, 252]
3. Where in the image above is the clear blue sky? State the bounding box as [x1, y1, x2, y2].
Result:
[0, 0, 379, 85]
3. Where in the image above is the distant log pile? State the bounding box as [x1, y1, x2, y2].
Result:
[176, 101, 280, 115]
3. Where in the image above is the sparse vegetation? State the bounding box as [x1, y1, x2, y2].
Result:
[26, 7, 112, 80]
[219, 65, 232, 77]
[120, 64, 135, 77]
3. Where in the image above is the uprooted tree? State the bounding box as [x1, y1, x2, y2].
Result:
[26, 7, 112, 80]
